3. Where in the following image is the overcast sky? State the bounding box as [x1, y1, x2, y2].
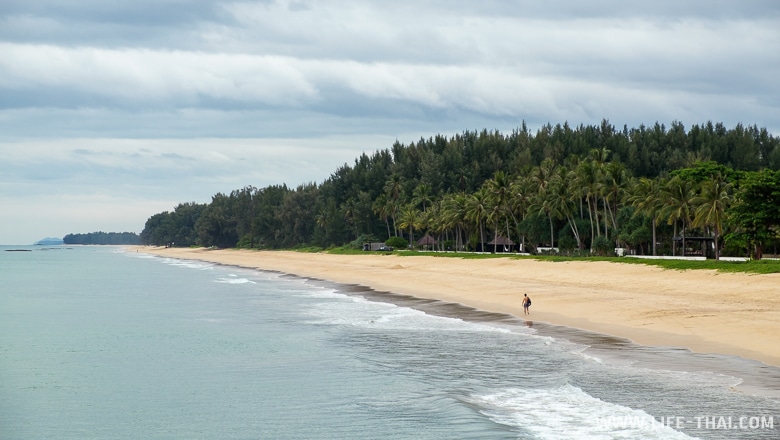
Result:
[1, 0, 779, 244]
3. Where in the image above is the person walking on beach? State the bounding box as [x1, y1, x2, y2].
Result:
[522, 293, 531, 315]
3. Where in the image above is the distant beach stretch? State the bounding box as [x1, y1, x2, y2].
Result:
[138, 247, 780, 367]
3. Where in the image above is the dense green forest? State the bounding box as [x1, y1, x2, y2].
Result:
[140, 120, 780, 259]
[64, 231, 141, 245]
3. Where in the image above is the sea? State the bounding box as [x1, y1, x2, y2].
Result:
[1, 245, 778, 440]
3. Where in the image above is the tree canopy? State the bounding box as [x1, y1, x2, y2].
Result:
[64, 231, 141, 245]
[140, 120, 780, 259]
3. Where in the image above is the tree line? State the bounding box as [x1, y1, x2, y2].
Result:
[64, 231, 141, 245]
[140, 120, 780, 259]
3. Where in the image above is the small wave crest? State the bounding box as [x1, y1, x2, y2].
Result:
[214, 274, 256, 284]
[158, 257, 215, 271]
[304, 296, 516, 334]
[472, 385, 697, 440]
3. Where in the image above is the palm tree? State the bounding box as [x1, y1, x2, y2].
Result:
[530, 160, 558, 248]
[372, 194, 392, 239]
[485, 171, 511, 252]
[384, 174, 403, 202]
[588, 148, 611, 239]
[509, 175, 534, 252]
[443, 192, 469, 251]
[662, 176, 696, 256]
[412, 183, 433, 213]
[384, 174, 404, 236]
[575, 159, 603, 243]
[547, 166, 581, 249]
[627, 177, 665, 255]
[397, 204, 421, 247]
[466, 187, 491, 251]
[340, 197, 359, 239]
[315, 209, 328, 234]
[425, 201, 445, 251]
[692, 175, 732, 260]
[602, 161, 630, 243]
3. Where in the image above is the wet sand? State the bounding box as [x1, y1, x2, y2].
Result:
[135, 247, 780, 367]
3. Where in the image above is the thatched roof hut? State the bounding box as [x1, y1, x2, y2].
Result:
[484, 235, 517, 253]
[416, 234, 437, 248]
[488, 236, 515, 246]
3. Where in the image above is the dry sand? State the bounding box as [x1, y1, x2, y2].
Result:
[136, 247, 780, 367]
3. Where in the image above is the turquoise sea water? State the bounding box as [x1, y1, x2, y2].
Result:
[1, 245, 778, 439]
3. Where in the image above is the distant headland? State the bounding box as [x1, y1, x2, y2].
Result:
[34, 237, 64, 246]
[63, 232, 141, 245]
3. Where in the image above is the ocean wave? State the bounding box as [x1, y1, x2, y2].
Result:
[304, 295, 516, 334]
[472, 384, 697, 440]
[214, 275, 256, 284]
[158, 257, 214, 271]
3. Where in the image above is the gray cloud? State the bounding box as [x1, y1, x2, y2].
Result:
[1, 0, 779, 243]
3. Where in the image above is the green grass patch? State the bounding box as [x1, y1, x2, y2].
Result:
[620, 258, 780, 274]
[520, 254, 780, 274]
[325, 247, 370, 255]
[317, 248, 780, 274]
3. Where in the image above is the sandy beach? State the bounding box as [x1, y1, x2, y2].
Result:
[136, 247, 780, 367]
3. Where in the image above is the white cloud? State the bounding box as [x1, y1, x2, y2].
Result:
[0, 43, 320, 107]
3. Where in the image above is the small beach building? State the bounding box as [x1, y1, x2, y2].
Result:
[416, 234, 437, 250]
[673, 236, 716, 259]
[485, 236, 517, 253]
[476, 236, 518, 252]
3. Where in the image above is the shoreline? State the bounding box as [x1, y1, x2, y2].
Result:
[133, 246, 780, 368]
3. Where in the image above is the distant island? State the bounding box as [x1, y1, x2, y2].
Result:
[34, 237, 65, 245]
[63, 232, 141, 245]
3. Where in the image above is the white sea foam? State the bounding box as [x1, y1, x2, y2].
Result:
[214, 275, 256, 284]
[304, 294, 517, 334]
[569, 346, 604, 364]
[472, 385, 698, 440]
[157, 257, 215, 271]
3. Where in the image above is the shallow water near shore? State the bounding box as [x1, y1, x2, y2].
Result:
[1, 246, 778, 439]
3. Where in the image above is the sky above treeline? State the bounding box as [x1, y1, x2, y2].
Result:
[1, 0, 779, 244]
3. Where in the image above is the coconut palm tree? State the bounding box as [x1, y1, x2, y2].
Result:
[397, 204, 422, 247]
[412, 183, 433, 213]
[547, 166, 582, 249]
[384, 173, 403, 201]
[692, 174, 732, 260]
[372, 194, 392, 239]
[530, 159, 558, 248]
[627, 177, 665, 255]
[602, 161, 630, 243]
[384, 174, 404, 236]
[315, 209, 328, 235]
[574, 159, 603, 242]
[425, 200, 446, 251]
[485, 171, 512, 252]
[443, 192, 469, 251]
[509, 175, 534, 252]
[662, 176, 696, 256]
[340, 197, 359, 239]
[466, 187, 491, 251]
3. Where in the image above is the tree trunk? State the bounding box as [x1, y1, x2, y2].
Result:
[493, 220, 499, 253]
[479, 222, 485, 252]
[651, 217, 657, 256]
[548, 215, 554, 248]
[587, 197, 595, 250]
[754, 242, 763, 260]
[505, 219, 512, 253]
